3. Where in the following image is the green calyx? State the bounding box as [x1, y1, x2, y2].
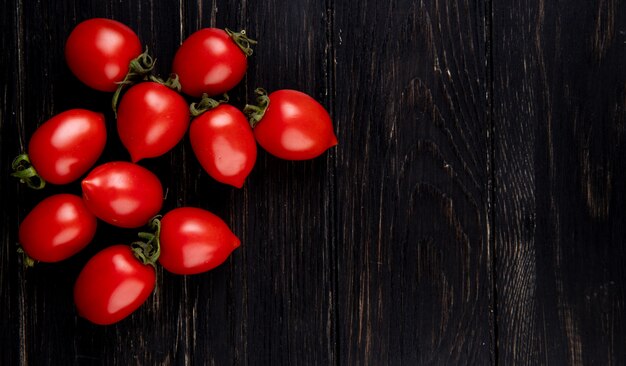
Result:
[11, 154, 45, 190]
[112, 47, 156, 115]
[17, 247, 36, 268]
[225, 28, 257, 56]
[190, 93, 230, 117]
[149, 73, 182, 92]
[131, 216, 162, 268]
[243, 88, 270, 128]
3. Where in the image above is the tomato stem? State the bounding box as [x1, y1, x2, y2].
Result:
[11, 154, 46, 190]
[131, 216, 162, 268]
[112, 46, 156, 115]
[189, 93, 229, 117]
[149, 74, 182, 92]
[17, 247, 36, 268]
[225, 28, 257, 56]
[243, 88, 270, 128]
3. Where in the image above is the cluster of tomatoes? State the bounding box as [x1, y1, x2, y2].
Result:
[13, 18, 337, 325]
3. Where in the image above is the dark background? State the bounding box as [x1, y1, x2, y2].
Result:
[1, 0, 625, 365]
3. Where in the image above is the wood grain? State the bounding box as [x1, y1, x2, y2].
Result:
[493, 0, 626, 364]
[2, 0, 338, 364]
[333, 0, 493, 364]
[1, 0, 23, 365]
[3, 0, 626, 364]
[234, 0, 337, 364]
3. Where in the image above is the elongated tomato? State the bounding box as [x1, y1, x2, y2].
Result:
[19, 194, 97, 262]
[74, 245, 156, 325]
[117, 82, 190, 162]
[158, 207, 240, 275]
[81, 162, 163, 228]
[66, 18, 142, 92]
[172, 28, 254, 97]
[26, 109, 106, 185]
[190, 104, 256, 188]
[246, 89, 337, 160]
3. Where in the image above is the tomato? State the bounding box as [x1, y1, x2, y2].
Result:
[74, 245, 156, 325]
[65, 18, 142, 92]
[172, 28, 254, 97]
[190, 103, 256, 188]
[19, 194, 97, 262]
[117, 82, 190, 162]
[81, 162, 163, 228]
[158, 207, 240, 275]
[22, 109, 107, 186]
[246, 89, 338, 160]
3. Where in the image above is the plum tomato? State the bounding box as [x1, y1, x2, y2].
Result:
[19, 194, 97, 262]
[15, 109, 107, 187]
[65, 18, 142, 92]
[117, 82, 190, 162]
[245, 89, 338, 160]
[81, 162, 163, 228]
[190, 100, 257, 188]
[74, 245, 156, 325]
[172, 28, 255, 97]
[158, 207, 240, 275]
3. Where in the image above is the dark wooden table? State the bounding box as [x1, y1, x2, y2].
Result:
[2, 0, 625, 365]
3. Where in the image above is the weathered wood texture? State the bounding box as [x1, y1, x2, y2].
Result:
[333, 0, 493, 364]
[493, 0, 626, 364]
[1, 0, 625, 365]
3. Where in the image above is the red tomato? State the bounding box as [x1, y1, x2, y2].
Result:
[158, 207, 240, 275]
[190, 104, 257, 188]
[65, 18, 142, 92]
[28, 109, 106, 185]
[19, 194, 97, 262]
[117, 82, 190, 162]
[74, 245, 156, 325]
[81, 162, 163, 228]
[172, 28, 251, 97]
[249, 89, 338, 160]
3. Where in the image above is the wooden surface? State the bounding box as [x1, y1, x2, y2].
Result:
[0, 0, 624, 365]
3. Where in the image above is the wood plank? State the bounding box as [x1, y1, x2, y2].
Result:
[1, 0, 25, 365]
[227, 0, 337, 364]
[333, 0, 493, 364]
[132, 2, 248, 365]
[493, 0, 626, 364]
[7, 0, 187, 365]
[3, 0, 338, 363]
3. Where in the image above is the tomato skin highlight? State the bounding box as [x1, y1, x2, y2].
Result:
[19, 194, 97, 262]
[117, 82, 190, 162]
[65, 18, 142, 92]
[172, 28, 247, 97]
[158, 207, 240, 275]
[74, 245, 156, 325]
[253, 90, 338, 160]
[28, 109, 106, 185]
[81, 162, 163, 228]
[190, 104, 257, 188]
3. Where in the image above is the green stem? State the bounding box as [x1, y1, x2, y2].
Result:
[225, 28, 257, 56]
[17, 247, 36, 268]
[131, 216, 162, 268]
[189, 93, 229, 117]
[149, 73, 182, 92]
[112, 47, 156, 115]
[243, 88, 270, 128]
[11, 154, 45, 190]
